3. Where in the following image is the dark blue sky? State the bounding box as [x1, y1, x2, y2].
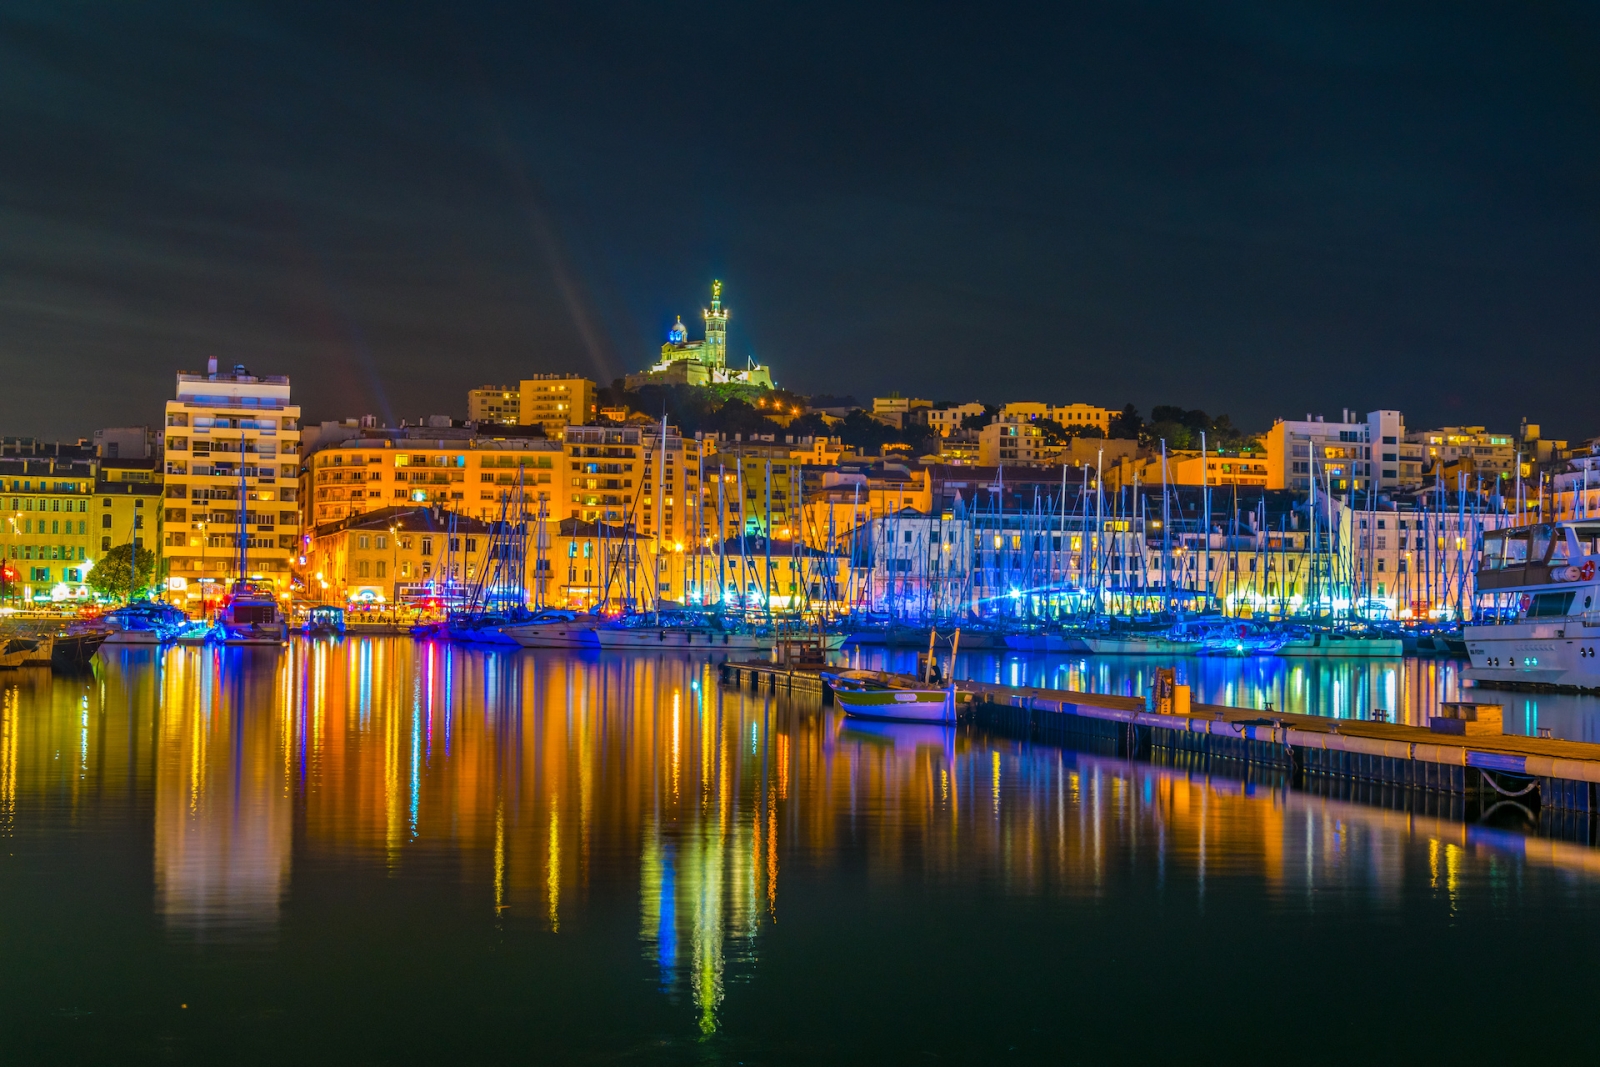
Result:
[2, 1, 1598, 438]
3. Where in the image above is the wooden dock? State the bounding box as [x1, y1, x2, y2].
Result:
[719, 661, 833, 697]
[716, 662, 1600, 814]
[961, 682, 1600, 812]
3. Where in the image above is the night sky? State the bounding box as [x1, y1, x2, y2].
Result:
[3, 2, 1598, 439]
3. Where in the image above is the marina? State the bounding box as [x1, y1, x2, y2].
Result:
[5, 639, 1600, 1063]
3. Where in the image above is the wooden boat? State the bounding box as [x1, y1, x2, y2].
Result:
[828, 678, 960, 724]
[824, 629, 966, 725]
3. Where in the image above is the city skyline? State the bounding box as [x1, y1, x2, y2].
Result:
[2, 3, 1598, 439]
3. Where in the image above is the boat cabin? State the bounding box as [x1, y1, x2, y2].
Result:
[1477, 522, 1600, 592]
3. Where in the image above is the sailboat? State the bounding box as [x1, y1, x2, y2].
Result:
[217, 443, 288, 645]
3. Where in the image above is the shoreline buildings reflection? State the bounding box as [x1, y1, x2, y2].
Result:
[2, 642, 1600, 1036]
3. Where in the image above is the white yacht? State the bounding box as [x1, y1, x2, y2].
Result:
[1277, 630, 1402, 658]
[501, 609, 604, 649]
[1464, 520, 1600, 690]
[1083, 634, 1201, 655]
[593, 611, 846, 653]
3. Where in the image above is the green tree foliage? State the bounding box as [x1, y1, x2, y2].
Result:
[833, 411, 940, 456]
[1033, 418, 1105, 445]
[598, 380, 811, 438]
[1108, 404, 1143, 440]
[87, 542, 158, 601]
[1143, 406, 1259, 450]
[959, 405, 999, 433]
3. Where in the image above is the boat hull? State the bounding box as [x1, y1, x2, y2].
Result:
[1464, 621, 1600, 691]
[1277, 637, 1402, 658]
[221, 622, 288, 646]
[103, 630, 163, 646]
[832, 687, 956, 724]
[595, 628, 788, 651]
[503, 623, 602, 649]
[1084, 637, 1200, 655]
[1004, 634, 1092, 653]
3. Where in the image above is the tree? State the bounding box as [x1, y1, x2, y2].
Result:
[960, 405, 999, 433]
[834, 410, 939, 456]
[1108, 404, 1142, 440]
[87, 543, 158, 601]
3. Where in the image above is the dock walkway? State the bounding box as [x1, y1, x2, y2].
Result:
[717, 661, 1600, 813]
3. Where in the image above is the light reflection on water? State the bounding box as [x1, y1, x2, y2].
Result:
[3, 639, 1600, 1062]
[846, 646, 1600, 742]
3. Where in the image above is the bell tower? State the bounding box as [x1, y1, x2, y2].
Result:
[703, 280, 727, 369]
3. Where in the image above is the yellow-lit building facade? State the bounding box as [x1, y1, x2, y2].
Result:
[304, 505, 497, 607]
[304, 437, 564, 530]
[978, 417, 1053, 466]
[467, 385, 520, 425]
[519, 375, 596, 434]
[0, 455, 97, 602]
[1000, 402, 1113, 434]
[161, 363, 301, 605]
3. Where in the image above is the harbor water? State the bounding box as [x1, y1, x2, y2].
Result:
[845, 646, 1600, 742]
[3, 640, 1600, 1064]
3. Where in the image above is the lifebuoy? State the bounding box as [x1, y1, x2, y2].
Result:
[1519, 594, 1533, 611]
[1582, 560, 1596, 582]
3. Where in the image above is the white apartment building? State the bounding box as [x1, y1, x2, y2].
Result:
[162, 360, 301, 601]
[1265, 409, 1419, 494]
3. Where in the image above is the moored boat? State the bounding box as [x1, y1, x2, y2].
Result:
[1276, 630, 1402, 658]
[1084, 634, 1201, 655]
[502, 609, 604, 649]
[102, 601, 188, 645]
[1464, 520, 1600, 690]
[218, 580, 288, 645]
[828, 679, 959, 724]
[303, 606, 346, 637]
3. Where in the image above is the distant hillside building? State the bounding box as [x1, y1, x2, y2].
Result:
[626, 280, 774, 390]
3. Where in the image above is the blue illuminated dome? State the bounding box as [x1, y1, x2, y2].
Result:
[667, 316, 687, 344]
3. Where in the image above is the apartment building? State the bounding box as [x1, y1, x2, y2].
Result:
[924, 402, 987, 437]
[1117, 448, 1271, 488]
[1264, 409, 1414, 494]
[1404, 426, 1519, 483]
[999, 402, 1113, 434]
[978, 416, 1053, 466]
[870, 395, 931, 430]
[161, 361, 301, 602]
[698, 435, 814, 543]
[0, 456, 97, 602]
[304, 433, 562, 530]
[467, 385, 520, 426]
[519, 375, 596, 435]
[304, 505, 496, 608]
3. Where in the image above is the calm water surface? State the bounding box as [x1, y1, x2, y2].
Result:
[3, 639, 1600, 1064]
[847, 647, 1600, 741]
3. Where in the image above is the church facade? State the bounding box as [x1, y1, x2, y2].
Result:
[625, 281, 774, 390]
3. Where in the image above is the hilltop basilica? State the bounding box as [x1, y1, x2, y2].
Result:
[624, 280, 774, 390]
